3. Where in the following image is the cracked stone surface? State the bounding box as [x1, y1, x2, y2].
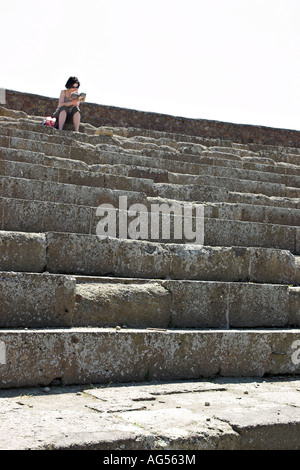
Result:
[1, 377, 300, 450]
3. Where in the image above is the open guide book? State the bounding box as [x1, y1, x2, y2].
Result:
[70, 92, 86, 102]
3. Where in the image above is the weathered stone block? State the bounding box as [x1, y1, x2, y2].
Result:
[0, 272, 76, 327]
[228, 283, 289, 327]
[113, 239, 170, 279]
[204, 219, 296, 252]
[1, 198, 93, 234]
[168, 245, 250, 282]
[164, 280, 228, 328]
[289, 287, 300, 326]
[0, 230, 46, 272]
[46, 232, 117, 275]
[248, 247, 296, 284]
[75, 282, 171, 328]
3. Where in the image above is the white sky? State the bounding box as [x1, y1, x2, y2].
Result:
[1, 0, 300, 130]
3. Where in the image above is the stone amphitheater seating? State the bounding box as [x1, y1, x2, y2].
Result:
[0, 106, 300, 389]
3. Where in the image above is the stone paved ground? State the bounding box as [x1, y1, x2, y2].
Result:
[1, 376, 300, 451]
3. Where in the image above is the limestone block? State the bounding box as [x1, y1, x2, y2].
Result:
[296, 227, 300, 256]
[0, 329, 151, 387]
[296, 257, 300, 284]
[0, 272, 76, 327]
[228, 283, 289, 327]
[204, 219, 296, 252]
[9, 136, 47, 153]
[0, 230, 46, 272]
[1, 198, 93, 235]
[268, 331, 300, 375]
[146, 330, 221, 380]
[127, 166, 168, 183]
[1, 176, 147, 209]
[248, 247, 296, 284]
[219, 331, 272, 376]
[0, 330, 66, 388]
[0, 147, 45, 165]
[1, 198, 48, 233]
[95, 127, 114, 136]
[164, 280, 228, 328]
[113, 239, 170, 279]
[104, 173, 154, 195]
[57, 168, 105, 188]
[1, 329, 300, 387]
[3, 159, 59, 181]
[75, 282, 171, 328]
[168, 245, 250, 282]
[288, 287, 300, 326]
[163, 280, 290, 328]
[69, 144, 101, 165]
[263, 206, 300, 226]
[0, 135, 10, 147]
[46, 232, 117, 276]
[0, 107, 28, 119]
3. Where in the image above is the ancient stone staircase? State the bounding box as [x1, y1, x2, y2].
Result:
[0, 106, 300, 389]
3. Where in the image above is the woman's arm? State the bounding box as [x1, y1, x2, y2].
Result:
[58, 90, 79, 108]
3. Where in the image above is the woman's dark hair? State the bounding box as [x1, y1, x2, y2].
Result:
[65, 76, 80, 89]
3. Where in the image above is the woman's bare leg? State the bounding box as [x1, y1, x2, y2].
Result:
[73, 111, 80, 132]
[58, 110, 67, 130]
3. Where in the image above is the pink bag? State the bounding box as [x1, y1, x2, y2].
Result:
[42, 116, 56, 127]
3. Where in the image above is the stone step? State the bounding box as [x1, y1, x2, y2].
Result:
[100, 128, 300, 169]
[1, 196, 299, 252]
[0, 146, 92, 173]
[0, 124, 252, 157]
[148, 197, 300, 226]
[203, 146, 300, 166]
[0, 133, 260, 174]
[1, 328, 300, 388]
[167, 174, 299, 198]
[1, 145, 300, 208]
[2, 126, 300, 176]
[3, 120, 300, 165]
[0, 176, 148, 208]
[0, 231, 296, 284]
[0, 272, 76, 328]
[96, 142, 298, 175]
[2, 184, 300, 231]
[3, 145, 300, 196]
[1, 111, 299, 391]
[74, 279, 299, 329]
[3, 117, 300, 168]
[154, 181, 299, 201]
[2, 272, 296, 329]
[94, 140, 300, 177]
[226, 191, 300, 210]
[88, 159, 300, 187]
[2, 124, 300, 187]
[0, 159, 155, 195]
[2, 173, 299, 230]
[2, 155, 300, 218]
[4, 156, 300, 199]
[45, 233, 299, 283]
[105, 125, 300, 162]
[95, 147, 300, 183]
